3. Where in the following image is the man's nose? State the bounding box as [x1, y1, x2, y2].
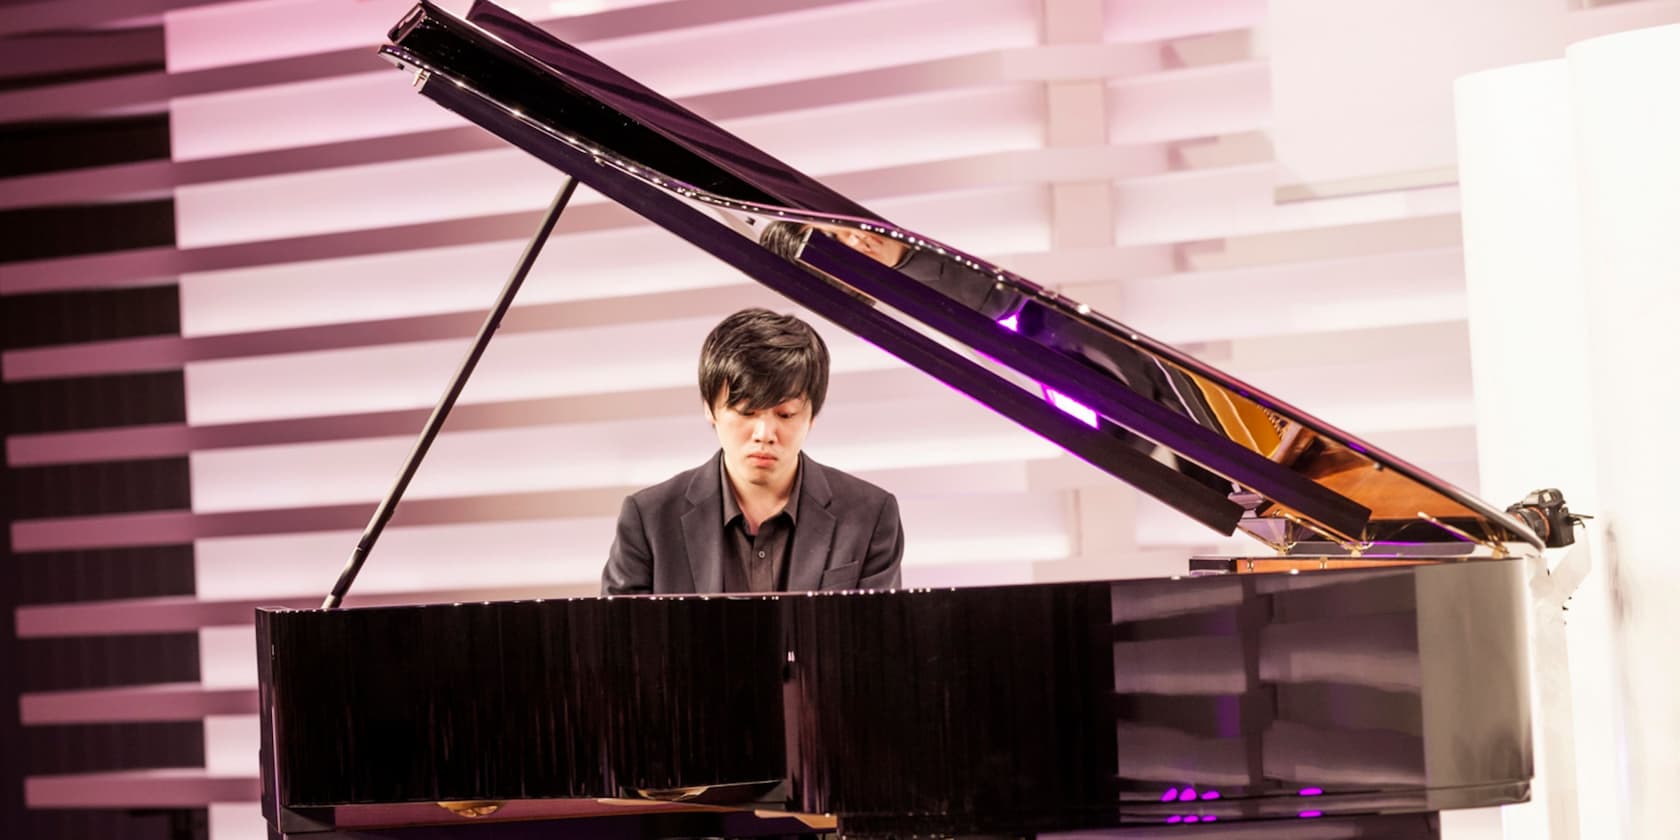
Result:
[751, 418, 773, 441]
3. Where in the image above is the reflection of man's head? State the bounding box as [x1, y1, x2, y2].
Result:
[759, 221, 907, 268]
[828, 226, 907, 267]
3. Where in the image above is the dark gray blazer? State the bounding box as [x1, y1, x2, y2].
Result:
[601, 451, 903, 595]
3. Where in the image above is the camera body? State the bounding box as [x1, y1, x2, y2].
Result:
[1506, 487, 1576, 548]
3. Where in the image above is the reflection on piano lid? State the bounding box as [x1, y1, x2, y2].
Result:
[377, 0, 1544, 562]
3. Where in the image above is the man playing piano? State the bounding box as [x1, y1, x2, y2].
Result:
[601, 307, 904, 595]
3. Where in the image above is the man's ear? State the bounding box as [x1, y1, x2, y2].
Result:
[702, 402, 716, 425]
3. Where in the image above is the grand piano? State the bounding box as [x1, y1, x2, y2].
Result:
[256, 2, 1547, 837]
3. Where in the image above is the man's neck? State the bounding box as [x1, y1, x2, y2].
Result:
[728, 471, 794, 533]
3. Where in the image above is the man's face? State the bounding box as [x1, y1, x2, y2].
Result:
[706, 391, 814, 493]
[818, 224, 908, 267]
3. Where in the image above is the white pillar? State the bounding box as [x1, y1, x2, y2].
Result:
[1456, 21, 1680, 840]
[1455, 58, 1599, 840]
[1567, 23, 1680, 840]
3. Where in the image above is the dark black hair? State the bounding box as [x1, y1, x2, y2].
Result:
[757, 220, 812, 261]
[699, 307, 830, 417]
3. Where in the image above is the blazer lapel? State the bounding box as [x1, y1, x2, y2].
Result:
[680, 452, 726, 594]
[785, 454, 837, 592]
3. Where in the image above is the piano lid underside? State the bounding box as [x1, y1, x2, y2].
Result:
[378, 0, 1542, 559]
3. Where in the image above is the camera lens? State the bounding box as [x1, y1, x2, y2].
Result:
[1509, 505, 1551, 542]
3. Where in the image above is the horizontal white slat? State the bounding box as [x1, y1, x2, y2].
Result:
[164, 0, 456, 74]
[575, 0, 1040, 98]
[200, 629, 256, 690]
[19, 683, 256, 724]
[174, 183, 1050, 336]
[0, 173, 1054, 296]
[0, 203, 636, 296]
[1113, 165, 1463, 247]
[6, 371, 937, 466]
[1104, 0, 1267, 43]
[167, 0, 1040, 159]
[187, 487, 1073, 600]
[177, 396, 1052, 513]
[1072, 248, 1469, 344]
[177, 226, 743, 337]
[1107, 60, 1270, 145]
[173, 147, 597, 249]
[3, 283, 784, 384]
[175, 315, 894, 425]
[25, 768, 258, 808]
[169, 125, 1077, 250]
[14, 582, 603, 639]
[209, 802, 267, 840]
[7, 453, 1079, 554]
[205, 714, 259, 778]
[193, 517, 621, 601]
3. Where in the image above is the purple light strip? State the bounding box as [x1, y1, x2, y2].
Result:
[1300, 810, 1323, 819]
[1046, 388, 1100, 427]
[1299, 787, 1323, 796]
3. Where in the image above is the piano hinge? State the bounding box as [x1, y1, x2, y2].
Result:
[412, 69, 430, 89]
[1275, 509, 1366, 555]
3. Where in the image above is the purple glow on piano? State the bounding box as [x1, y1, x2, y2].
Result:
[1300, 810, 1323, 819]
[1200, 790, 1220, 800]
[1299, 787, 1323, 796]
[1046, 388, 1100, 427]
[1184, 816, 1201, 823]
[1166, 815, 1182, 824]
[1205, 816, 1218, 822]
[1179, 787, 1197, 801]
[1160, 789, 1179, 802]
[994, 314, 1100, 427]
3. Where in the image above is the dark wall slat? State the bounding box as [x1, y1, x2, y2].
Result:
[2, 285, 180, 350]
[18, 633, 201, 694]
[11, 545, 196, 606]
[15, 809, 204, 840]
[24, 721, 205, 775]
[0, 27, 164, 93]
[0, 199, 175, 262]
[8, 457, 191, 520]
[6, 371, 187, 433]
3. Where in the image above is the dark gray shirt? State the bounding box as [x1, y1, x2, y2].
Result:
[719, 461, 801, 593]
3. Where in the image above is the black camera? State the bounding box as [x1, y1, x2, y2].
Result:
[1505, 487, 1577, 548]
